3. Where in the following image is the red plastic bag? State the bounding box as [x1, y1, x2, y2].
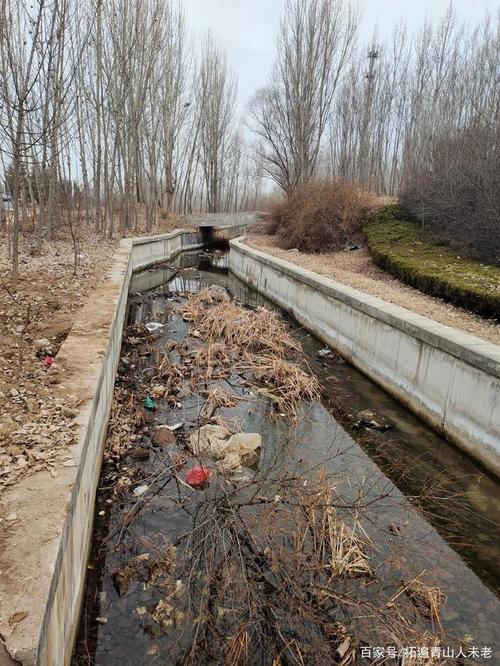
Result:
[43, 355, 53, 368]
[185, 466, 211, 487]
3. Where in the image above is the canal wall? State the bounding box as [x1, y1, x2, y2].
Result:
[0, 221, 254, 666]
[229, 238, 500, 477]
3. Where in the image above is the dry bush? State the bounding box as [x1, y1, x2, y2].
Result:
[268, 180, 376, 253]
[164, 471, 446, 664]
[401, 126, 500, 264]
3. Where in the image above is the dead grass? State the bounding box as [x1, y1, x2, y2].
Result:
[168, 470, 447, 664]
[397, 574, 445, 626]
[267, 180, 379, 253]
[180, 288, 300, 357]
[289, 474, 372, 581]
[204, 387, 242, 410]
[239, 354, 320, 424]
[179, 288, 319, 422]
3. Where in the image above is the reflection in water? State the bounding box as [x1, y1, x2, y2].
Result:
[74, 249, 500, 665]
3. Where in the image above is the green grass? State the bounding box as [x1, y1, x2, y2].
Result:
[364, 206, 500, 320]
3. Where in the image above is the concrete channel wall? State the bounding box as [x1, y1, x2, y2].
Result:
[2, 219, 497, 665]
[0, 223, 252, 666]
[229, 238, 500, 477]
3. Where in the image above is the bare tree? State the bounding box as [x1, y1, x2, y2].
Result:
[249, 0, 358, 193]
[195, 34, 237, 213]
[0, 0, 51, 273]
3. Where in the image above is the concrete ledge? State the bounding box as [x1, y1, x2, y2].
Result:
[0, 219, 255, 665]
[229, 237, 500, 476]
[130, 223, 250, 271]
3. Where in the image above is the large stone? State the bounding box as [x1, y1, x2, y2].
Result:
[152, 426, 176, 447]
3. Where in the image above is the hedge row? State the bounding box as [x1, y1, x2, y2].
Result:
[363, 206, 500, 321]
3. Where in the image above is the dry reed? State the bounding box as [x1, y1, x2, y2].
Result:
[178, 288, 319, 422]
[239, 354, 320, 424]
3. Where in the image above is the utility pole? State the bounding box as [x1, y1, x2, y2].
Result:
[358, 46, 379, 186]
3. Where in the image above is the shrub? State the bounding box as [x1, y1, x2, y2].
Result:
[268, 180, 375, 253]
[364, 206, 500, 320]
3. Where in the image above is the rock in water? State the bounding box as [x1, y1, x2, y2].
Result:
[152, 426, 176, 446]
[128, 446, 150, 461]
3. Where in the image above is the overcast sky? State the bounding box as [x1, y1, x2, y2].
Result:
[183, 0, 498, 118]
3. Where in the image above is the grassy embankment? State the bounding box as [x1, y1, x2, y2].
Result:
[364, 205, 500, 320]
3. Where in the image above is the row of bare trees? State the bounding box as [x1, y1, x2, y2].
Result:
[250, 0, 499, 260]
[2, 0, 498, 271]
[326, 6, 500, 196]
[0, 0, 263, 273]
[251, 1, 499, 196]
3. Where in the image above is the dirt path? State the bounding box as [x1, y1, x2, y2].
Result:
[246, 234, 500, 345]
[0, 230, 120, 489]
[0, 212, 195, 489]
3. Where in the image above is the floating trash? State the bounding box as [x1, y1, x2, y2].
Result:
[166, 422, 184, 431]
[185, 466, 211, 487]
[145, 322, 165, 332]
[144, 395, 157, 411]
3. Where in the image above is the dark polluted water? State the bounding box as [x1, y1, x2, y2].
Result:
[73, 249, 500, 665]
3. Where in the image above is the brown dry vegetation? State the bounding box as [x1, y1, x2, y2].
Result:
[265, 180, 381, 253]
[179, 287, 320, 423]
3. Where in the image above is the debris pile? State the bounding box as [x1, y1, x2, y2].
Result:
[0, 387, 80, 488]
[179, 287, 320, 423]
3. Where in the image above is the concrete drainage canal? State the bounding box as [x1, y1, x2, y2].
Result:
[73, 247, 500, 665]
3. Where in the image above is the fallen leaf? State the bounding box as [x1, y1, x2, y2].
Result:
[9, 611, 28, 625]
